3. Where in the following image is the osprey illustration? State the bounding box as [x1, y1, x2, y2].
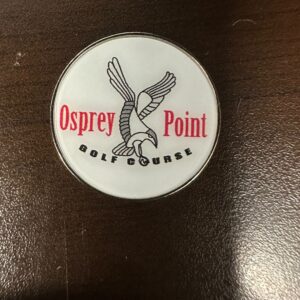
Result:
[107, 57, 176, 166]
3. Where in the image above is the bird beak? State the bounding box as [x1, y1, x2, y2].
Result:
[150, 137, 158, 148]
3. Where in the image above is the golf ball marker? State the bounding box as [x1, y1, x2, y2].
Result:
[51, 33, 220, 199]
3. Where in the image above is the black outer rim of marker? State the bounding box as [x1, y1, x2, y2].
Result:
[50, 32, 221, 201]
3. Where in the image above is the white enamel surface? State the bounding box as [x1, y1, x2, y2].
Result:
[52, 34, 219, 199]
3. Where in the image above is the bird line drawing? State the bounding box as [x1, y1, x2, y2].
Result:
[107, 57, 176, 166]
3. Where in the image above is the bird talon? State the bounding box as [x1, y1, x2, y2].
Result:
[139, 156, 149, 166]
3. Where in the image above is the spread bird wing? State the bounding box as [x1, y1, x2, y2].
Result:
[107, 57, 136, 144]
[107, 57, 135, 102]
[138, 72, 176, 120]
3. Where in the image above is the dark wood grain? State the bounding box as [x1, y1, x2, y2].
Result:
[0, 0, 299, 299]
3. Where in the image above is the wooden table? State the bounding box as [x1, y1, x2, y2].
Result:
[0, 0, 299, 299]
